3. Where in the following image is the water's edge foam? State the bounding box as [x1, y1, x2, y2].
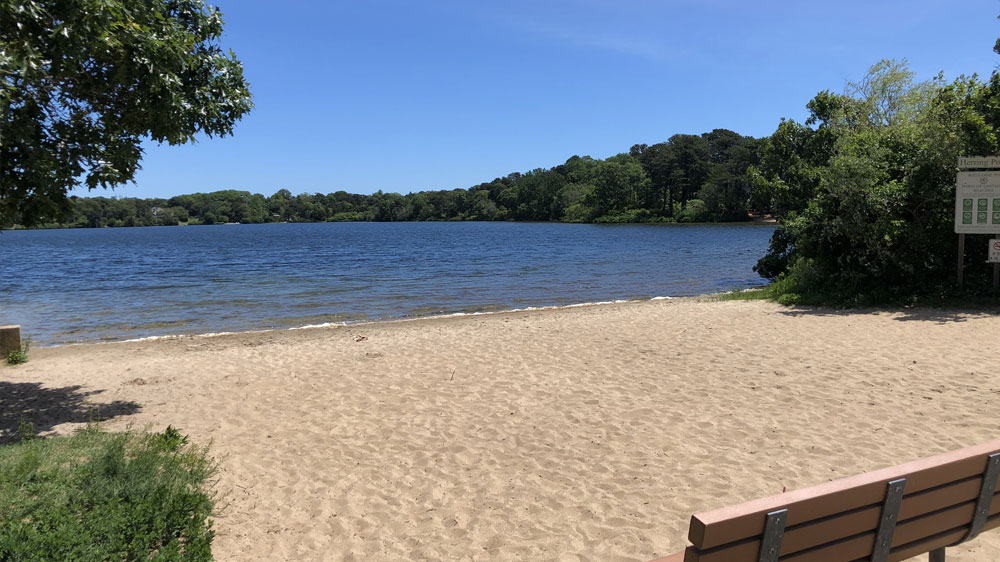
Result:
[47, 295, 689, 348]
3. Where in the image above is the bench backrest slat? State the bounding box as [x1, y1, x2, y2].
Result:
[679, 514, 1000, 562]
[683, 439, 1000, 562]
[685, 486, 997, 561]
[886, 514, 999, 562]
[780, 497, 998, 562]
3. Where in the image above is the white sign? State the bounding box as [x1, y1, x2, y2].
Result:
[990, 239, 1000, 263]
[955, 171, 1000, 234]
[959, 156, 1000, 169]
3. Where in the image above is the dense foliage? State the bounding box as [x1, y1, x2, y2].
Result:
[752, 59, 1000, 303]
[0, 425, 216, 561]
[0, 0, 253, 226]
[10, 128, 764, 227]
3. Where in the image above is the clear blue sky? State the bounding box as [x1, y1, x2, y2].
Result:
[75, 0, 1000, 200]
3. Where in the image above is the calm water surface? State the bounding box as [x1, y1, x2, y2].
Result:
[0, 222, 774, 345]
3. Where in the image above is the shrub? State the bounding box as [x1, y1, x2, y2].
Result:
[329, 211, 364, 222]
[6, 338, 30, 365]
[675, 199, 712, 223]
[593, 208, 658, 223]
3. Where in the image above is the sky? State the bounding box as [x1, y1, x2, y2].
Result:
[74, 0, 1000, 200]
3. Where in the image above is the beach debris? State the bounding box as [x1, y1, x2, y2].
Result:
[353, 335, 367, 342]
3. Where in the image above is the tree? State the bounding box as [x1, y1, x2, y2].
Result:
[513, 168, 564, 220]
[630, 143, 674, 216]
[1, 0, 253, 226]
[698, 129, 760, 221]
[747, 118, 833, 219]
[665, 134, 710, 211]
[587, 154, 648, 218]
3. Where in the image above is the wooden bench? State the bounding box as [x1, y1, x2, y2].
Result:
[652, 439, 1000, 562]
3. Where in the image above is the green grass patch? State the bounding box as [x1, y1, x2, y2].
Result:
[0, 425, 216, 561]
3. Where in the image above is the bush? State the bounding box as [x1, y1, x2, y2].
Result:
[0, 426, 217, 561]
[675, 199, 712, 223]
[6, 349, 27, 365]
[328, 211, 364, 222]
[593, 208, 661, 223]
[6, 338, 30, 365]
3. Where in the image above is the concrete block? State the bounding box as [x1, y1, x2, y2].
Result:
[0, 325, 22, 357]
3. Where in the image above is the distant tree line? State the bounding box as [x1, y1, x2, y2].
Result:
[11, 128, 765, 228]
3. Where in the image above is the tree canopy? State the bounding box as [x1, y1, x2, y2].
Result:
[1, 0, 253, 226]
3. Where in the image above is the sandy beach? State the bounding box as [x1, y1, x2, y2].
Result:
[2, 298, 999, 561]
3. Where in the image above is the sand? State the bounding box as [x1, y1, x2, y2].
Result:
[2, 298, 999, 561]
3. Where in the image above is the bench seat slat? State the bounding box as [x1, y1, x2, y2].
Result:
[689, 439, 1000, 550]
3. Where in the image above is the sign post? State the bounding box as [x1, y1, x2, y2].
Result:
[958, 234, 965, 288]
[990, 239, 1000, 290]
[955, 157, 1000, 290]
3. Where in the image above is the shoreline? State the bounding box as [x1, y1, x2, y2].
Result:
[35, 293, 692, 349]
[4, 219, 779, 231]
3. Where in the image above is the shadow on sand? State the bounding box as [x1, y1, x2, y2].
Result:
[0, 381, 141, 444]
[776, 306, 999, 325]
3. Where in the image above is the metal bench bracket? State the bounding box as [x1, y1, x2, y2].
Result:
[757, 509, 788, 562]
[963, 452, 1000, 543]
[871, 478, 906, 562]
